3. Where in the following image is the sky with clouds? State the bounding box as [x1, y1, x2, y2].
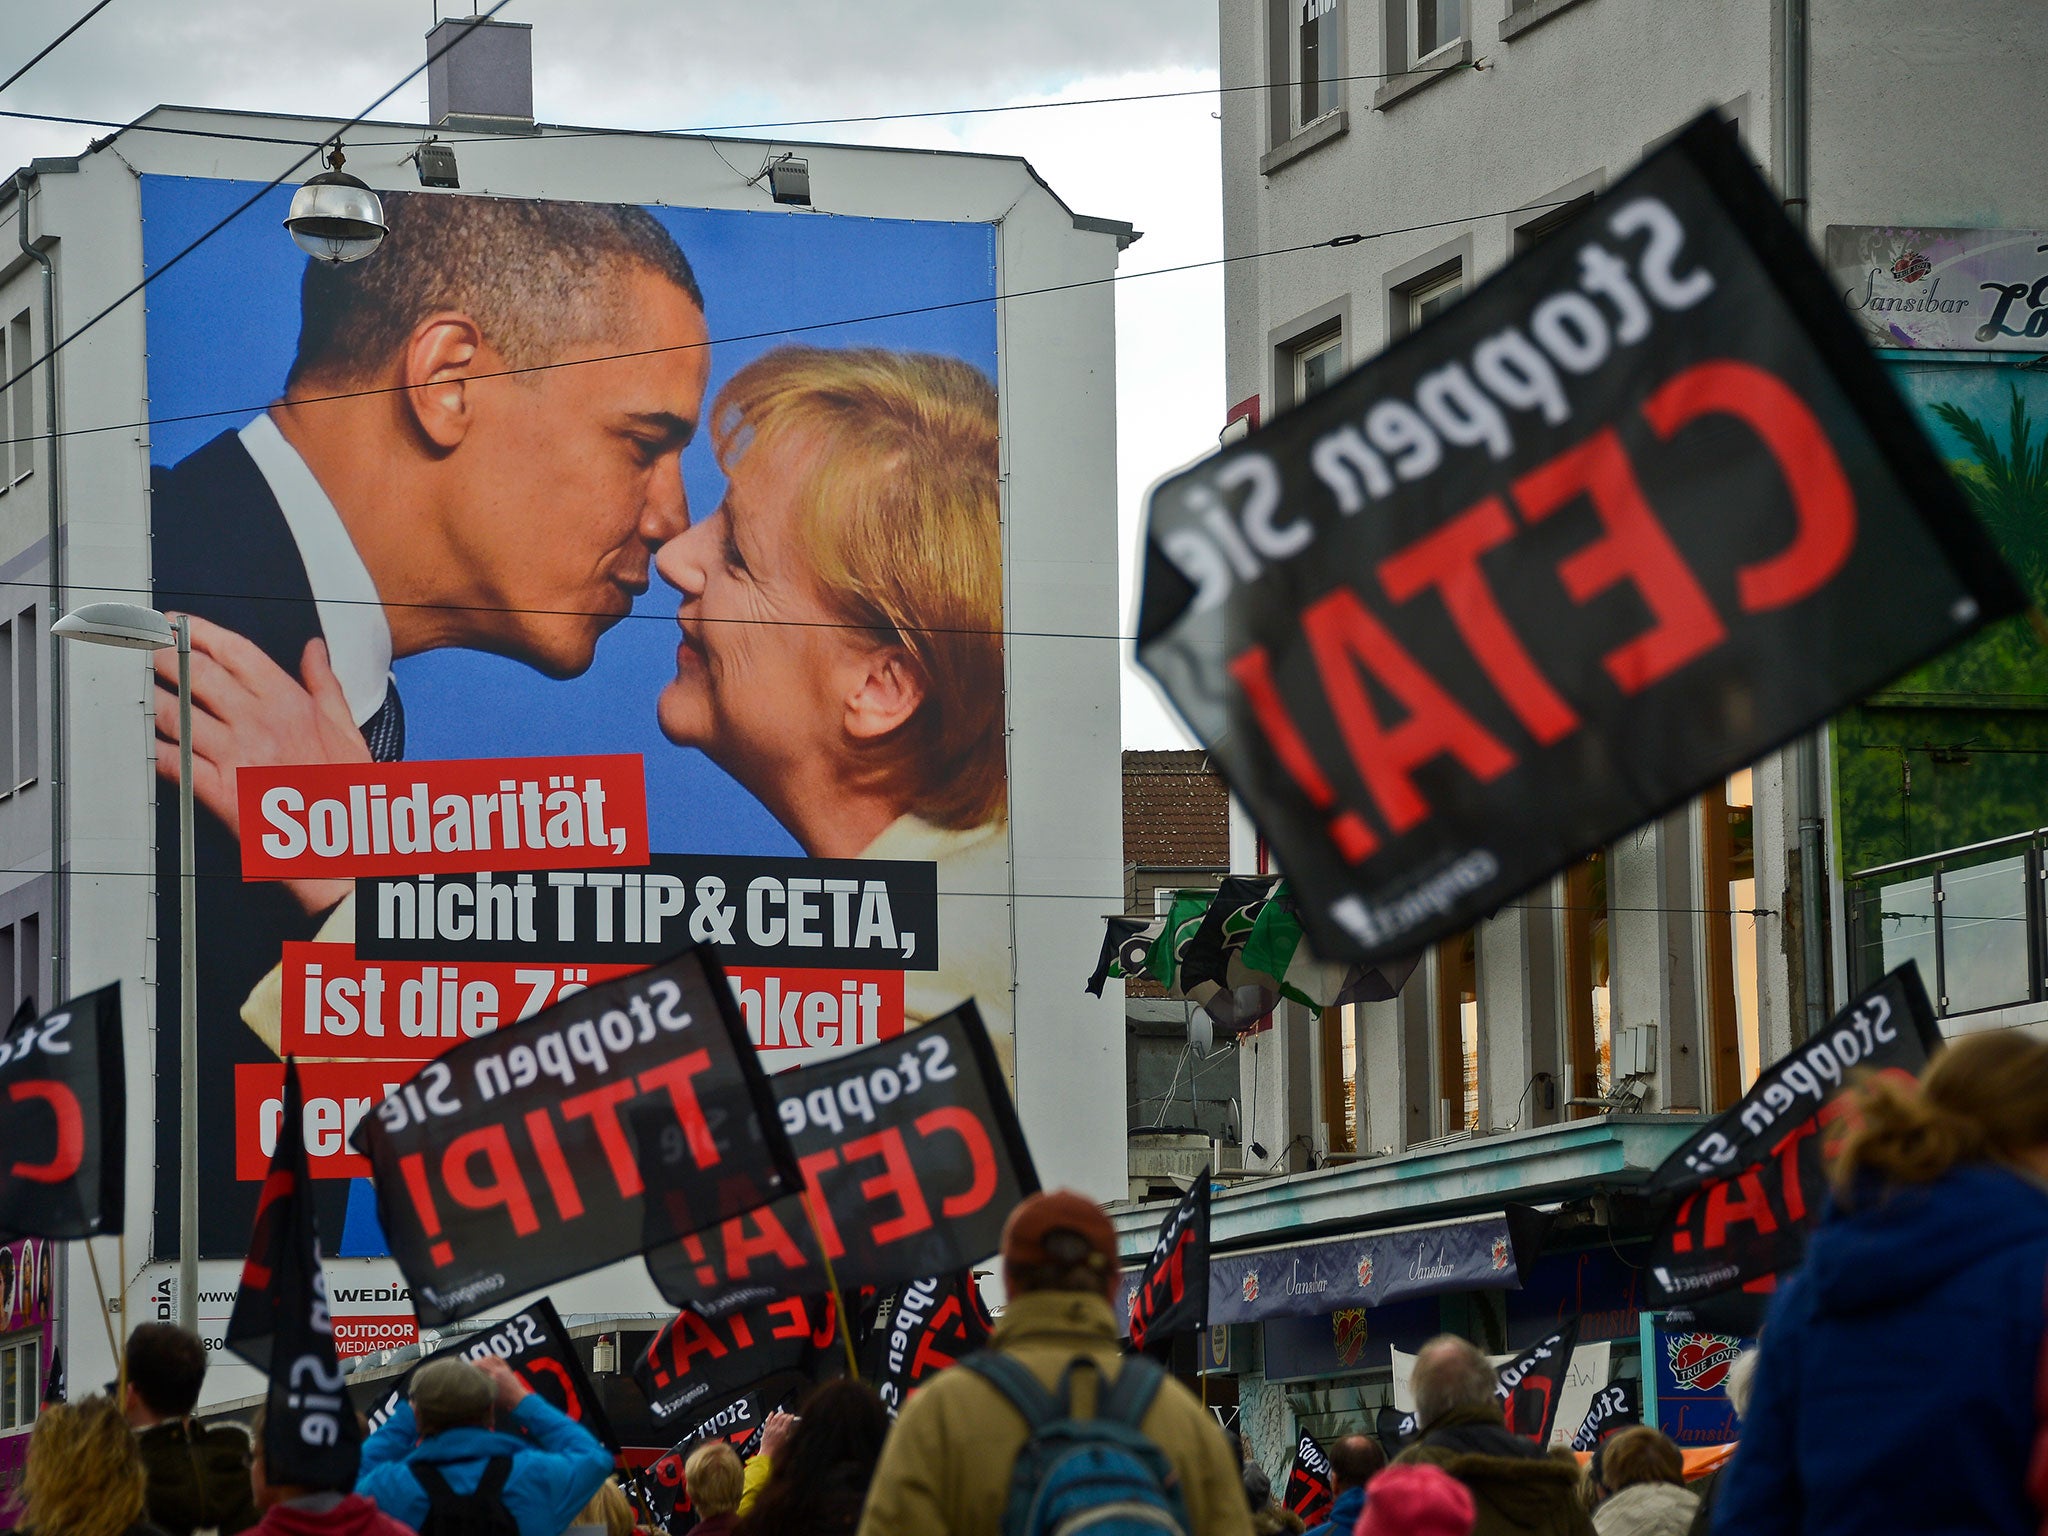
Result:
[0, 0, 1212, 748]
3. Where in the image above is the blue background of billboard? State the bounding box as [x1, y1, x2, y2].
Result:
[138, 176, 998, 857]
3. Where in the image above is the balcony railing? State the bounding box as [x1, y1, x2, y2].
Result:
[1847, 829, 2044, 1019]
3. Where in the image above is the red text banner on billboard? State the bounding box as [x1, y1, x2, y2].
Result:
[350, 949, 799, 1325]
[1645, 963, 1940, 1305]
[238, 755, 649, 879]
[1133, 112, 2025, 964]
[353, 853, 939, 970]
[1126, 1175, 1209, 1357]
[0, 985, 124, 1241]
[645, 1001, 1037, 1315]
[363, 1297, 617, 1450]
[634, 1293, 840, 1426]
[279, 944, 902, 1069]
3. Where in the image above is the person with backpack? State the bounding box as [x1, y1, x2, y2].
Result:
[355, 1357, 612, 1536]
[856, 1189, 1252, 1536]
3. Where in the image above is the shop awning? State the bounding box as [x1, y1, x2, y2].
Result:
[1121, 1207, 1549, 1329]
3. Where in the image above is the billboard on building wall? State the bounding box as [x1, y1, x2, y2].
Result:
[138, 179, 1005, 1259]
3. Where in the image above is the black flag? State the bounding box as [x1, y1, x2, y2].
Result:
[634, 1294, 842, 1429]
[0, 985, 124, 1240]
[1570, 1379, 1640, 1452]
[865, 1272, 993, 1418]
[40, 1344, 63, 1405]
[1134, 111, 2025, 966]
[1496, 1317, 1579, 1447]
[1645, 964, 1940, 1305]
[1126, 1176, 1209, 1358]
[1375, 1404, 1418, 1460]
[1087, 917, 1158, 996]
[363, 1298, 617, 1450]
[646, 1002, 1037, 1315]
[1282, 1432, 1334, 1525]
[225, 1059, 362, 1489]
[350, 949, 799, 1326]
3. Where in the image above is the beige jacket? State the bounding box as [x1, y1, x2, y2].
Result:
[855, 1289, 1253, 1536]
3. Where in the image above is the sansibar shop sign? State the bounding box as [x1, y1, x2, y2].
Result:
[1135, 112, 2022, 964]
[1825, 225, 2048, 351]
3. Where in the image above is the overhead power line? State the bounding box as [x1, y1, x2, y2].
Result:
[0, 62, 1478, 154]
[0, 0, 121, 97]
[0, 193, 1571, 455]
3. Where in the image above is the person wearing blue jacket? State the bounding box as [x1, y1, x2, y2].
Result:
[1308, 1436, 1386, 1536]
[1713, 1028, 2048, 1536]
[357, 1355, 613, 1536]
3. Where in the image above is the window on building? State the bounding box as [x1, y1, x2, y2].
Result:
[1392, 263, 1464, 340]
[1512, 193, 1598, 257]
[18, 914, 36, 1016]
[1409, 0, 1463, 61]
[0, 617, 15, 793]
[0, 1332, 36, 1433]
[1702, 771, 1761, 1107]
[16, 606, 35, 789]
[1297, 0, 1344, 128]
[5, 312, 29, 489]
[1433, 930, 1477, 1134]
[1562, 851, 1609, 1114]
[1291, 328, 1344, 404]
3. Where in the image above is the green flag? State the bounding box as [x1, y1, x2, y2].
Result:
[1147, 890, 1215, 993]
[1242, 881, 1423, 1008]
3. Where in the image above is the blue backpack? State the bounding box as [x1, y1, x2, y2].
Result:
[963, 1351, 1192, 1536]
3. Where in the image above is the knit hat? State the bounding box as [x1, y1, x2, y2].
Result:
[409, 1357, 493, 1428]
[1001, 1190, 1118, 1274]
[1353, 1464, 1475, 1536]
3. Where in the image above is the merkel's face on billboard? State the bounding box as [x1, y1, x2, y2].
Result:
[450, 266, 712, 678]
[654, 432, 871, 779]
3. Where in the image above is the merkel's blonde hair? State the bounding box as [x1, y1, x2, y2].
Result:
[683, 1440, 744, 1520]
[22, 1397, 148, 1536]
[1830, 1028, 2048, 1203]
[712, 345, 1005, 831]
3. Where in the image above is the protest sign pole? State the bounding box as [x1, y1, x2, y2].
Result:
[116, 1229, 127, 1398]
[80, 1237, 119, 1363]
[800, 1194, 860, 1381]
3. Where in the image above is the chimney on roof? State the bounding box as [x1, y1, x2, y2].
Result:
[427, 16, 535, 133]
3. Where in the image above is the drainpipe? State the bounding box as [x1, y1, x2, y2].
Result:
[15, 169, 63, 1004]
[1777, 0, 1826, 1042]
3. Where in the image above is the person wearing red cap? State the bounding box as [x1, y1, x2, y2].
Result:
[1352, 1464, 1476, 1536]
[856, 1190, 1252, 1536]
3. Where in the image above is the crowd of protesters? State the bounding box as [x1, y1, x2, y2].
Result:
[11, 1030, 2048, 1536]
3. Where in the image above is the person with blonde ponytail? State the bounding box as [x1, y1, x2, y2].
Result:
[1713, 1029, 2048, 1535]
[21, 1396, 167, 1536]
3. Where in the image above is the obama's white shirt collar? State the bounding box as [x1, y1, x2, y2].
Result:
[238, 410, 393, 728]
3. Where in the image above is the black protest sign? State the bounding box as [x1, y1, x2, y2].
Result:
[1375, 1404, 1418, 1460]
[645, 1002, 1037, 1314]
[0, 985, 123, 1240]
[1127, 1176, 1209, 1357]
[226, 1060, 363, 1490]
[1646, 964, 1939, 1305]
[1496, 1317, 1579, 1446]
[1571, 1379, 1640, 1452]
[1134, 112, 2025, 965]
[1282, 1433, 1334, 1524]
[865, 1272, 994, 1418]
[350, 949, 797, 1325]
[364, 1297, 617, 1450]
[634, 1294, 840, 1428]
[639, 1398, 786, 1535]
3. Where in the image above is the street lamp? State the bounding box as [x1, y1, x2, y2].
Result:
[284, 145, 388, 266]
[52, 603, 197, 1337]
